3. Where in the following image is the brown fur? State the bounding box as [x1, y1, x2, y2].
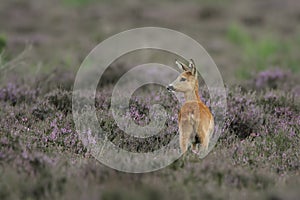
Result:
[168, 60, 214, 154]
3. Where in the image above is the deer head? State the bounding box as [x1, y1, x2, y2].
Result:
[167, 59, 198, 94]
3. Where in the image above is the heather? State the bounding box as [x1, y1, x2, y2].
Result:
[1, 0, 300, 199]
[0, 67, 299, 199]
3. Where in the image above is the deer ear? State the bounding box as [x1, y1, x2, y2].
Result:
[189, 59, 197, 76]
[175, 60, 189, 71]
[189, 59, 195, 69]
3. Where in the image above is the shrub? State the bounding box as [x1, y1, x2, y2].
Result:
[224, 86, 299, 140]
[0, 83, 38, 106]
[45, 90, 72, 115]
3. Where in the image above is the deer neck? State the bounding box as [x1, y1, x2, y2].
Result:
[184, 83, 201, 102]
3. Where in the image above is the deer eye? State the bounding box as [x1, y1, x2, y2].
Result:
[180, 77, 186, 82]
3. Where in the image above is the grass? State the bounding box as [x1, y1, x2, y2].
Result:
[62, 0, 95, 7]
[0, 34, 6, 53]
[226, 24, 299, 79]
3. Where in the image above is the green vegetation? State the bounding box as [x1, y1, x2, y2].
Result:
[62, 0, 95, 7]
[0, 34, 6, 53]
[227, 24, 299, 79]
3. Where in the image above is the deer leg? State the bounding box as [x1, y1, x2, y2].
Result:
[201, 133, 209, 151]
[197, 127, 209, 151]
[179, 122, 193, 154]
[191, 143, 198, 154]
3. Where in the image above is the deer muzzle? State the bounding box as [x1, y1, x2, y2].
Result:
[166, 84, 175, 92]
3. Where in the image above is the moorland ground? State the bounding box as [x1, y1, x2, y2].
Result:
[0, 0, 299, 199]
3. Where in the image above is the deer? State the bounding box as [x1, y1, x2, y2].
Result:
[167, 59, 214, 155]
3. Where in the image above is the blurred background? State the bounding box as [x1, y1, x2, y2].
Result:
[0, 0, 299, 200]
[1, 0, 300, 84]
